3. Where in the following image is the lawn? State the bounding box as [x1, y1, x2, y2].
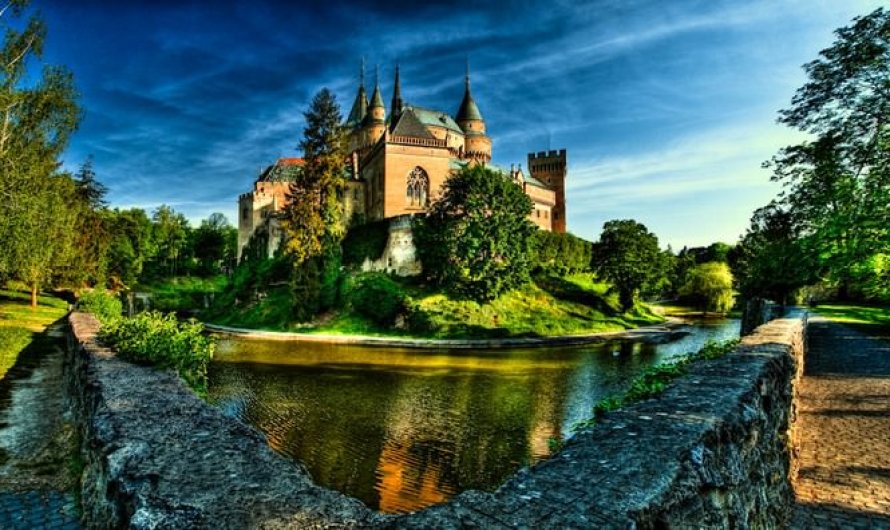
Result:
[0, 289, 69, 379]
[813, 304, 890, 330]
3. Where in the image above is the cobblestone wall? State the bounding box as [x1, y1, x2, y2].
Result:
[66, 312, 805, 529]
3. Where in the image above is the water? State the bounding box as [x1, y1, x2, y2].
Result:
[207, 318, 739, 514]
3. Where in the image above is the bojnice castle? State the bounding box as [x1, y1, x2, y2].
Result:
[238, 65, 568, 273]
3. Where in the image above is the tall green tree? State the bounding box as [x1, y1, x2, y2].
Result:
[414, 164, 536, 302]
[193, 213, 236, 275]
[151, 205, 190, 277]
[735, 202, 815, 305]
[764, 7, 890, 295]
[280, 88, 346, 319]
[0, 0, 81, 305]
[591, 220, 661, 311]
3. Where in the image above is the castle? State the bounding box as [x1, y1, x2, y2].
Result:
[238, 65, 568, 266]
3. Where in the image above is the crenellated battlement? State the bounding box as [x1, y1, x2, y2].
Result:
[528, 149, 567, 160]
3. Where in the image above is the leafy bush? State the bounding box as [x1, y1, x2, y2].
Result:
[99, 311, 214, 393]
[345, 273, 406, 326]
[76, 291, 123, 324]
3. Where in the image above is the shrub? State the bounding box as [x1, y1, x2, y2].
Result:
[76, 291, 123, 324]
[99, 311, 214, 393]
[346, 273, 406, 326]
[531, 231, 592, 275]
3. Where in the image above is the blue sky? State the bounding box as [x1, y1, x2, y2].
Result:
[39, 0, 884, 248]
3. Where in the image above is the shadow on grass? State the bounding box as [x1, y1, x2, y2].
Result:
[534, 276, 617, 316]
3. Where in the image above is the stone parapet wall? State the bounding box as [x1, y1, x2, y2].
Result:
[66, 312, 805, 529]
[66, 313, 384, 529]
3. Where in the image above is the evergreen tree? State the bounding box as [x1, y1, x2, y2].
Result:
[280, 88, 346, 319]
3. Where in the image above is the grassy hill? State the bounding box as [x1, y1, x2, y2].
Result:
[205, 272, 663, 339]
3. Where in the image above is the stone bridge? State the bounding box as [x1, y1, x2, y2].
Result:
[66, 311, 806, 529]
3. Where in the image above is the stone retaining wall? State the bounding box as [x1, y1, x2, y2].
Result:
[67, 311, 805, 529]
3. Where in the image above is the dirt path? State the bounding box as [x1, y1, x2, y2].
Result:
[792, 315, 890, 528]
[0, 321, 81, 529]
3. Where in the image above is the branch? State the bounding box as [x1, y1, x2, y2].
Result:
[6, 34, 36, 71]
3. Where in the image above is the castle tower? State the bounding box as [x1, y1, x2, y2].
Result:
[528, 149, 568, 233]
[345, 60, 368, 129]
[455, 64, 491, 163]
[389, 64, 403, 129]
[362, 66, 386, 145]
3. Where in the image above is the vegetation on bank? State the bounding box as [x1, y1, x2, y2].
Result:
[77, 291, 214, 393]
[570, 339, 740, 433]
[0, 289, 69, 378]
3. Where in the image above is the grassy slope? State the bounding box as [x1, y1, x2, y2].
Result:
[814, 304, 890, 330]
[0, 289, 68, 378]
[209, 273, 664, 339]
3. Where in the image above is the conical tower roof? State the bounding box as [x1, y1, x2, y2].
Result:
[456, 66, 483, 123]
[345, 61, 368, 128]
[390, 64, 403, 116]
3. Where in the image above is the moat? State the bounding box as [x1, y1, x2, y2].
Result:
[206, 319, 740, 514]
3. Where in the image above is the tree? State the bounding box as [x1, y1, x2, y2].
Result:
[414, 164, 536, 302]
[151, 205, 189, 277]
[280, 88, 347, 319]
[591, 220, 662, 311]
[0, 0, 81, 305]
[679, 262, 735, 314]
[105, 208, 156, 287]
[764, 8, 890, 295]
[734, 202, 815, 304]
[193, 213, 235, 275]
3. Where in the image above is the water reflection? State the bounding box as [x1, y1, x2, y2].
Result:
[206, 318, 739, 513]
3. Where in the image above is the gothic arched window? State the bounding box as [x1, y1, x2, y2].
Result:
[407, 166, 430, 207]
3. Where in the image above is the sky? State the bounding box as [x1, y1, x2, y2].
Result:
[34, 0, 886, 248]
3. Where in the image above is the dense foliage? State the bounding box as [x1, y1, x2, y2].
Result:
[280, 89, 347, 320]
[679, 262, 735, 314]
[343, 273, 406, 326]
[531, 231, 592, 275]
[99, 311, 214, 393]
[414, 164, 536, 302]
[0, 0, 81, 306]
[342, 220, 390, 266]
[591, 220, 663, 311]
[739, 8, 890, 304]
[76, 291, 122, 324]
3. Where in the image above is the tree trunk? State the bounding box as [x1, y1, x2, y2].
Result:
[30, 283, 38, 308]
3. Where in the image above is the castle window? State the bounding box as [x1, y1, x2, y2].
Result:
[536, 209, 540, 218]
[407, 166, 430, 207]
[545, 210, 549, 219]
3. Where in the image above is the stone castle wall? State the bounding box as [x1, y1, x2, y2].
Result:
[66, 312, 805, 528]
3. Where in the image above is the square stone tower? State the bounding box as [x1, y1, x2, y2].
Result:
[528, 149, 568, 233]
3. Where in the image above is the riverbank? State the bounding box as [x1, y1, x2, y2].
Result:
[204, 272, 667, 340]
[204, 318, 690, 349]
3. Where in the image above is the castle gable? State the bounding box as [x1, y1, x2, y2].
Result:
[408, 106, 463, 134]
[391, 109, 436, 140]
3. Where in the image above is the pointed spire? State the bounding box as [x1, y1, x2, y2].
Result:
[345, 58, 368, 128]
[390, 63, 403, 121]
[368, 64, 385, 110]
[456, 59, 483, 123]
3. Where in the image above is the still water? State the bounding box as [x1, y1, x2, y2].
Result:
[206, 318, 739, 514]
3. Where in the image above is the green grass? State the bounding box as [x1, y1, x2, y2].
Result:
[208, 272, 665, 339]
[0, 289, 68, 378]
[813, 304, 890, 330]
[653, 302, 742, 319]
[137, 275, 228, 313]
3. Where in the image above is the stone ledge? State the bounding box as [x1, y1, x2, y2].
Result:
[67, 312, 805, 529]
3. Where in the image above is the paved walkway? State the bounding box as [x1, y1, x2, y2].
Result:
[792, 315, 890, 529]
[0, 322, 81, 529]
